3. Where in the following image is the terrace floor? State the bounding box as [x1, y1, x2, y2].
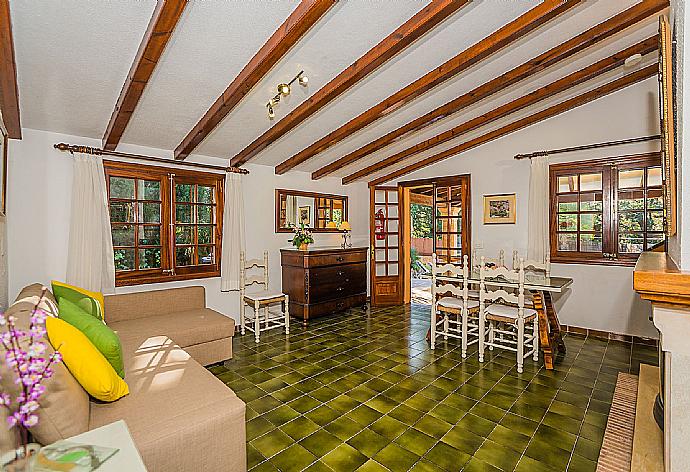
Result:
[210, 304, 658, 472]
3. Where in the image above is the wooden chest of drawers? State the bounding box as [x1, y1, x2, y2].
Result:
[280, 247, 368, 321]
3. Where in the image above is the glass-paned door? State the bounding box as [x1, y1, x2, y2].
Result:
[370, 186, 402, 306]
[433, 184, 465, 263]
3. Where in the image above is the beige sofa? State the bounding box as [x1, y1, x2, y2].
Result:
[0, 284, 246, 472]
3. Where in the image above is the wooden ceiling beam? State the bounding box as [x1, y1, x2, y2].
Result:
[343, 37, 658, 184]
[0, 0, 21, 138]
[277, 0, 584, 175]
[229, 0, 470, 167]
[174, 0, 336, 161]
[367, 64, 657, 187]
[315, 0, 668, 180]
[102, 0, 187, 151]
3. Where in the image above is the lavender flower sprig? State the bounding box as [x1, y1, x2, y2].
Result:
[0, 288, 61, 450]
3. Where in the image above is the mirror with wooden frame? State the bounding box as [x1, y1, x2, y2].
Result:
[658, 15, 677, 237]
[276, 189, 348, 233]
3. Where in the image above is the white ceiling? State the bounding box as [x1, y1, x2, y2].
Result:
[11, 0, 660, 183]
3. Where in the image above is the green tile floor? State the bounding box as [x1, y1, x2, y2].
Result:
[209, 304, 658, 472]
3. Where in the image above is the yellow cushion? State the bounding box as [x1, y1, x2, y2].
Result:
[46, 317, 128, 402]
[51, 280, 105, 321]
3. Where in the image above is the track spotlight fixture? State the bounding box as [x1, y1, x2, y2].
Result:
[266, 71, 308, 119]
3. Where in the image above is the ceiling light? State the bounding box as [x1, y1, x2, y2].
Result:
[278, 83, 291, 96]
[624, 53, 642, 68]
[265, 70, 308, 119]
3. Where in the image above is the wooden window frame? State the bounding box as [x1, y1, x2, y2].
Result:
[104, 160, 224, 287]
[549, 152, 664, 267]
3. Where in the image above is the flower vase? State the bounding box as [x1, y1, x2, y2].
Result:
[299, 243, 309, 251]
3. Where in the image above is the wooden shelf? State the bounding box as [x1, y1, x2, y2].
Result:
[633, 252, 690, 305]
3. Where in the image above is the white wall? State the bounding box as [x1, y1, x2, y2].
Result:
[393, 78, 661, 338]
[6, 128, 369, 321]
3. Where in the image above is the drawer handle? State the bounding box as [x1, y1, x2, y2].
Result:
[337, 287, 344, 292]
[336, 256, 344, 262]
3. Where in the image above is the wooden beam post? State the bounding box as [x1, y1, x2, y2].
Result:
[343, 38, 658, 184]
[313, 0, 669, 180]
[229, 0, 469, 167]
[0, 0, 21, 138]
[174, 0, 336, 160]
[367, 64, 658, 186]
[102, 0, 188, 150]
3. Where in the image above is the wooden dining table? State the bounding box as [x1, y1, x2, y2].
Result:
[434, 270, 573, 370]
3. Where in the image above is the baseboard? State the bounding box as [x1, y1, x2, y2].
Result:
[562, 324, 658, 346]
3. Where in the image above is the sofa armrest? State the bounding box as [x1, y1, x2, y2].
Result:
[104, 286, 206, 323]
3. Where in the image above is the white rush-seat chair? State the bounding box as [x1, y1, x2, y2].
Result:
[240, 251, 289, 343]
[431, 254, 479, 357]
[478, 257, 539, 373]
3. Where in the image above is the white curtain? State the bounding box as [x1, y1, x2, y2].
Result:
[285, 195, 298, 227]
[66, 153, 116, 293]
[221, 172, 245, 291]
[527, 155, 550, 263]
[0, 214, 8, 310]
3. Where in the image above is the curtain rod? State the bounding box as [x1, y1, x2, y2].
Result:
[513, 135, 661, 160]
[53, 143, 250, 175]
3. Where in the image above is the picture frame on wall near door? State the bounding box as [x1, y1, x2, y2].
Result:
[483, 193, 516, 224]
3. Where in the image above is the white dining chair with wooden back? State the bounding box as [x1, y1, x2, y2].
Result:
[478, 257, 539, 373]
[431, 254, 479, 357]
[240, 251, 289, 343]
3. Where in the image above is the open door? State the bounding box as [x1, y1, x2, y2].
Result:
[433, 177, 471, 263]
[370, 186, 403, 306]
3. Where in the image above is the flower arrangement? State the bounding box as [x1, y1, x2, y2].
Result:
[0, 288, 61, 458]
[289, 222, 314, 250]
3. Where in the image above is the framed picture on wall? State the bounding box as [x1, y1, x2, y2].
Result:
[483, 194, 516, 224]
[0, 132, 6, 216]
[299, 206, 311, 226]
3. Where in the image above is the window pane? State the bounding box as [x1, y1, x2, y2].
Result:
[197, 205, 213, 224]
[558, 176, 577, 193]
[110, 177, 134, 199]
[580, 193, 602, 211]
[647, 234, 665, 250]
[619, 169, 644, 188]
[110, 202, 134, 222]
[175, 226, 193, 245]
[139, 248, 161, 269]
[647, 211, 664, 232]
[198, 186, 213, 204]
[112, 225, 135, 247]
[139, 203, 160, 223]
[198, 246, 215, 265]
[138, 180, 161, 201]
[139, 226, 160, 246]
[580, 213, 602, 232]
[619, 211, 644, 232]
[176, 184, 193, 202]
[557, 214, 577, 231]
[618, 190, 644, 210]
[198, 225, 213, 244]
[558, 233, 577, 251]
[580, 234, 602, 253]
[647, 188, 663, 209]
[619, 234, 644, 254]
[176, 247, 194, 267]
[176, 204, 192, 223]
[114, 249, 135, 271]
[647, 167, 662, 187]
[557, 194, 577, 212]
[580, 173, 602, 191]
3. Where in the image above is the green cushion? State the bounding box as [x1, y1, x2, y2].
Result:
[57, 298, 125, 379]
[52, 282, 103, 321]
